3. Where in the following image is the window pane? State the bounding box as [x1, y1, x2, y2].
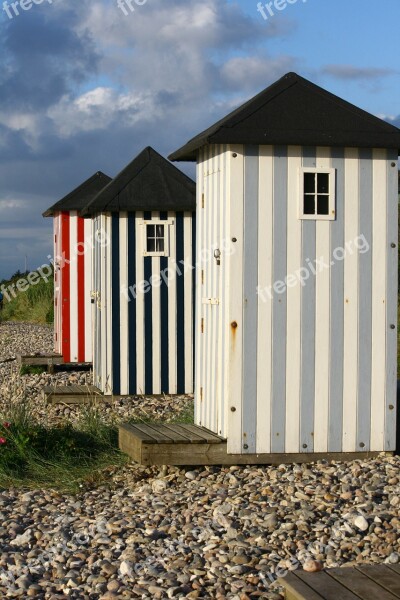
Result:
[317, 173, 329, 194]
[147, 225, 155, 238]
[156, 224, 164, 238]
[317, 195, 329, 215]
[304, 173, 315, 193]
[304, 195, 315, 215]
[147, 238, 155, 252]
[156, 238, 165, 252]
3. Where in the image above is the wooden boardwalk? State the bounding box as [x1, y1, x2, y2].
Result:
[279, 565, 400, 600]
[43, 385, 103, 404]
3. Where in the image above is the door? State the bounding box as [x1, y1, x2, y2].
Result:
[196, 164, 223, 435]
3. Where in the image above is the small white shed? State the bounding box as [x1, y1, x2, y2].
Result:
[170, 72, 400, 458]
[81, 147, 196, 397]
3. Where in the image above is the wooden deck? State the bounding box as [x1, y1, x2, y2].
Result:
[17, 353, 65, 372]
[279, 565, 400, 600]
[43, 385, 103, 404]
[118, 424, 385, 465]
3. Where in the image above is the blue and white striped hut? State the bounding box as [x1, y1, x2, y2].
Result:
[81, 147, 196, 396]
[170, 72, 400, 459]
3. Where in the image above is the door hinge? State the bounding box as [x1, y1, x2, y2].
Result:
[200, 387, 203, 401]
[201, 193, 205, 209]
[201, 270, 204, 285]
[201, 318, 204, 333]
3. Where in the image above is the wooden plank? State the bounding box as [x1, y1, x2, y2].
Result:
[295, 570, 360, 600]
[356, 565, 400, 598]
[243, 145, 259, 453]
[18, 354, 65, 366]
[160, 424, 203, 443]
[370, 148, 387, 451]
[387, 565, 400, 576]
[277, 573, 325, 600]
[314, 147, 331, 453]
[342, 148, 359, 452]
[131, 423, 176, 444]
[119, 423, 156, 443]
[284, 146, 302, 454]
[328, 566, 398, 600]
[256, 145, 274, 454]
[178, 424, 223, 443]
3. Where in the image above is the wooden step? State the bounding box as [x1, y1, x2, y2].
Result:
[43, 385, 103, 404]
[278, 565, 400, 600]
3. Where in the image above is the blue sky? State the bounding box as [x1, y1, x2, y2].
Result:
[0, 0, 399, 279]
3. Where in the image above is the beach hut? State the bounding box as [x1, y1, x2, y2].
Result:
[81, 147, 196, 396]
[43, 172, 111, 363]
[169, 72, 400, 458]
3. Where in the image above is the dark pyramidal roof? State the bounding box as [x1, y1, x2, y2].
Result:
[43, 172, 112, 217]
[169, 72, 400, 161]
[81, 147, 196, 216]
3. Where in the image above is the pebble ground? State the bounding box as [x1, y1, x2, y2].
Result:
[0, 322, 399, 599]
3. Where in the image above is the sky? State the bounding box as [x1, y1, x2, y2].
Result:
[0, 0, 399, 279]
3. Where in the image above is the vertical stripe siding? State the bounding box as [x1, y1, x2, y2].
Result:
[61, 212, 71, 363]
[357, 149, 373, 450]
[69, 213, 78, 362]
[256, 146, 274, 453]
[243, 146, 259, 453]
[144, 211, 153, 395]
[54, 215, 62, 355]
[195, 153, 203, 426]
[313, 147, 331, 453]
[176, 213, 185, 394]
[285, 146, 302, 453]
[300, 148, 316, 452]
[84, 218, 93, 363]
[112, 214, 121, 396]
[342, 149, 360, 452]
[128, 213, 137, 393]
[77, 216, 85, 363]
[371, 151, 387, 450]
[385, 150, 398, 451]
[160, 212, 169, 393]
[329, 148, 345, 451]
[227, 144, 244, 454]
[93, 209, 194, 396]
[119, 214, 129, 395]
[271, 146, 288, 453]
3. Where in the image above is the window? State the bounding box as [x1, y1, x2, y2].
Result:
[142, 219, 173, 257]
[299, 168, 336, 220]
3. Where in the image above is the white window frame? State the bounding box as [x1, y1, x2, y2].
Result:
[141, 218, 174, 257]
[298, 168, 336, 221]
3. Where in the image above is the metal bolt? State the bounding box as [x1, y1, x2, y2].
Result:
[391, 243, 396, 248]
[390, 324, 396, 329]
[302, 444, 307, 449]
[389, 405, 394, 410]
[359, 442, 365, 448]
[391, 162, 396, 167]
[230, 407, 236, 412]
[232, 153, 238, 158]
[231, 321, 238, 329]
[243, 444, 248, 450]
[232, 237, 237, 242]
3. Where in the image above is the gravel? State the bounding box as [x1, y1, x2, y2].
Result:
[0, 322, 399, 599]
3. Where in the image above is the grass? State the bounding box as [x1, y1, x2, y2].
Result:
[0, 390, 127, 492]
[19, 365, 47, 376]
[0, 270, 54, 324]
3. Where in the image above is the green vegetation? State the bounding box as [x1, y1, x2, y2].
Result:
[19, 365, 47, 376]
[0, 398, 126, 492]
[0, 269, 54, 324]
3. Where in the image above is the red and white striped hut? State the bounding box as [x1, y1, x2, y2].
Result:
[43, 172, 111, 363]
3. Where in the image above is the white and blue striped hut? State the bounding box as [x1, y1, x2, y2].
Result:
[170, 72, 400, 459]
[81, 147, 196, 396]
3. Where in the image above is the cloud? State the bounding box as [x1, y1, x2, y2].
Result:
[321, 65, 397, 81]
